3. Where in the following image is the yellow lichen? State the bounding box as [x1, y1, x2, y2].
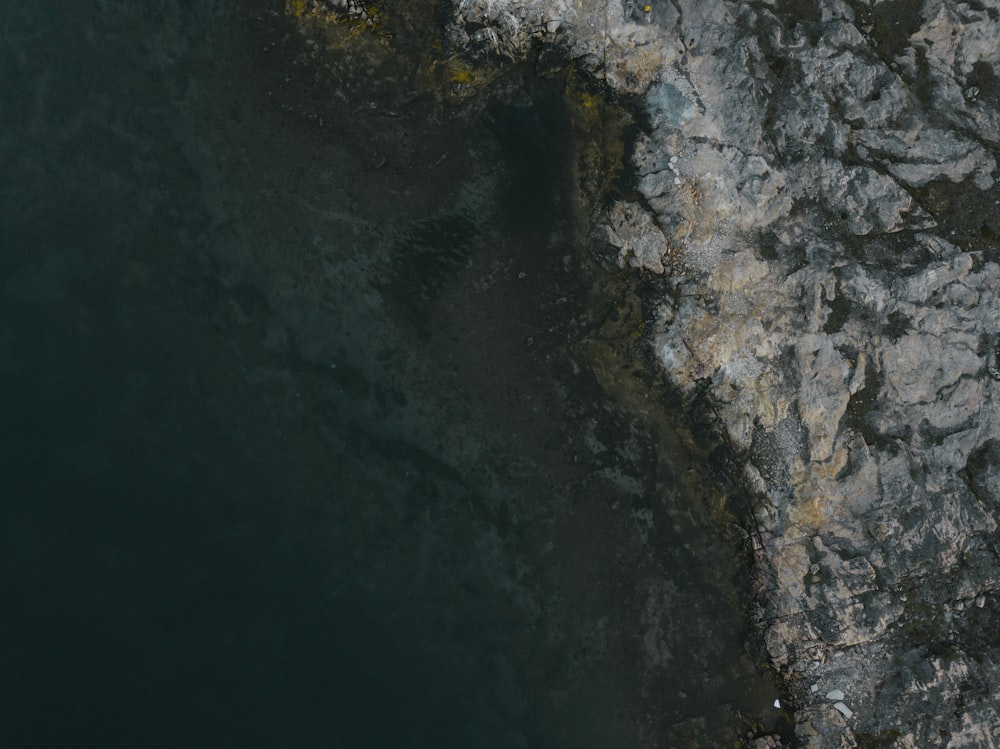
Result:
[449, 65, 475, 86]
[284, 0, 386, 39]
[420, 54, 498, 100]
[563, 75, 629, 215]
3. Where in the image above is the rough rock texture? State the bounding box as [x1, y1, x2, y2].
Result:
[445, 0, 1000, 745]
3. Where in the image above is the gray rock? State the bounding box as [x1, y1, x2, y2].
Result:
[832, 702, 853, 719]
[445, 0, 1000, 745]
[602, 200, 670, 273]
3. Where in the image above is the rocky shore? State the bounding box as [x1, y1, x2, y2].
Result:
[443, 0, 1000, 745]
[7, 0, 995, 744]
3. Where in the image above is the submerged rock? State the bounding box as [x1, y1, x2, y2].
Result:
[444, 0, 1000, 744]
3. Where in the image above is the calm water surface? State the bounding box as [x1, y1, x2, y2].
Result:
[0, 2, 779, 746]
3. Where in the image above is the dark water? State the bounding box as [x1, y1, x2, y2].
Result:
[0, 2, 779, 746]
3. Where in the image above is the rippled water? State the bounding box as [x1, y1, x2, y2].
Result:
[0, 2, 780, 746]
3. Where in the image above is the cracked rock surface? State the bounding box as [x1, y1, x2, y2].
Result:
[446, 0, 1000, 744]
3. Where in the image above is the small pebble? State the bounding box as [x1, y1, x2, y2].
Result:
[833, 701, 853, 719]
[826, 689, 845, 701]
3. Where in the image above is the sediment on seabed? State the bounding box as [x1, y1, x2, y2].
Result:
[240, 2, 792, 746]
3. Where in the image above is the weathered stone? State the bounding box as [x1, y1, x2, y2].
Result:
[601, 200, 669, 273]
[445, 0, 1000, 744]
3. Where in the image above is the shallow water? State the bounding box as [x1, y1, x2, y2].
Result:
[1, 2, 779, 746]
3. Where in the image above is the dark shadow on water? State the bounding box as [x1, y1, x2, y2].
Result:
[486, 72, 574, 235]
[379, 211, 478, 337]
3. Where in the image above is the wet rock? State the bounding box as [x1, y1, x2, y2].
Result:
[751, 734, 784, 749]
[832, 702, 853, 720]
[444, 0, 1000, 745]
[602, 200, 669, 273]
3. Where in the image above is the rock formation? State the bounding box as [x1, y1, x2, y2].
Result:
[445, 0, 1000, 745]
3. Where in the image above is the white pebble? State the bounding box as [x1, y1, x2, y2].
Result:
[773, 698, 781, 709]
[826, 689, 845, 701]
[833, 701, 853, 719]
